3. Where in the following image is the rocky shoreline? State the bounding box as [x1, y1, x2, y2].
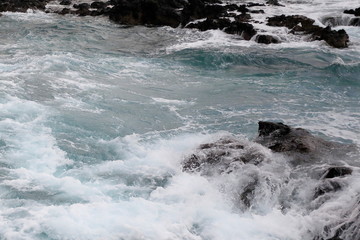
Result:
[182, 121, 359, 240]
[1, 0, 359, 48]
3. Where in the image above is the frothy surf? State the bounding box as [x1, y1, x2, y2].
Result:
[0, 1, 359, 239]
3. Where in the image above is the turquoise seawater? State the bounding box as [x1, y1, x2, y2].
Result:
[0, 11, 359, 240]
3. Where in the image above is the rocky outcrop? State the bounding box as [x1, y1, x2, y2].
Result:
[254, 121, 355, 162]
[0, 0, 352, 48]
[350, 18, 360, 26]
[255, 34, 280, 44]
[182, 136, 265, 174]
[344, 7, 360, 16]
[267, 15, 349, 48]
[108, 0, 183, 27]
[183, 121, 355, 173]
[0, 0, 49, 12]
[321, 166, 353, 179]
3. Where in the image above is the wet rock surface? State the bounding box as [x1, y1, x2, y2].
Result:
[344, 7, 360, 17]
[0, 0, 354, 48]
[182, 122, 358, 239]
[267, 15, 349, 48]
[0, 0, 50, 12]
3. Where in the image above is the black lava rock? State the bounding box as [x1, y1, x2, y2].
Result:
[322, 166, 353, 179]
[344, 7, 360, 16]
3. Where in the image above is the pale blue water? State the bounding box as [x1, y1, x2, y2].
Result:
[0, 10, 359, 240]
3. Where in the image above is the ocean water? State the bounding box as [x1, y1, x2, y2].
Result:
[0, 0, 360, 239]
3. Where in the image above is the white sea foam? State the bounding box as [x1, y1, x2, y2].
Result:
[0, 2, 359, 239]
[0, 96, 72, 173]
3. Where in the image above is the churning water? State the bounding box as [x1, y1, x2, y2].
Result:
[0, 1, 360, 239]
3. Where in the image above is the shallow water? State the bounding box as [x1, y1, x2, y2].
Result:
[0, 2, 359, 239]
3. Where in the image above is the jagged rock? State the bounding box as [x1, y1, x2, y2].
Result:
[90, 1, 107, 9]
[344, 7, 360, 16]
[247, 2, 265, 7]
[73, 3, 90, 9]
[186, 17, 230, 31]
[250, 9, 264, 14]
[59, 0, 71, 5]
[254, 121, 353, 160]
[267, 14, 318, 31]
[322, 166, 353, 179]
[266, 0, 284, 7]
[235, 13, 251, 22]
[313, 26, 349, 48]
[224, 21, 257, 40]
[350, 17, 360, 26]
[0, 0, 49, 12]
[182, 136, 265, 174]
[108, 0, 182, 27]
[58, 7, 71, 14]
[267, 15, 349, 48]
[255, 34, 280, 44]
[181, 0, 227, 26]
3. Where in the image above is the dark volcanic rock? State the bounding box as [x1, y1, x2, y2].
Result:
[181, 0, 227, 26]
[224, 21, 257, 40]
[344, 7, 360, 16]
[60, 0, 71, 5]
[186, 17, 230, 31]
[255, 121, 353, 160]
[267, 14, 318, 31]
[108, 0, 182, 27]
[322, 166, 353, 179]
[313, 26, 349, 48]
[267, 15, 349, 48]
[58, 7, 71, 14]
[255, 34, 280, 44]
[90, 1, 107, 9]
[0, 0, 49, 12]
[182, 137, 265, 174]
[350, 17, 360, 26]
[266, 0, 284, 7]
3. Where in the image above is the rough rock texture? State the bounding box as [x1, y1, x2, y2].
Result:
[108, 0, 183, 27]
[267, 15, 349, 48]
[322, 166, 353, 179]
[182, 136, 265, 175]
[0, 0, 351, 48]
[224, 21, 257, 40]
[254, 121, 352, 160]
[186, 17, 231, 31]
[255, 34, 280, 44]
[0, 0, 49, 12]
[349, 17, 360, 26]
[344, 7, 360, 16]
